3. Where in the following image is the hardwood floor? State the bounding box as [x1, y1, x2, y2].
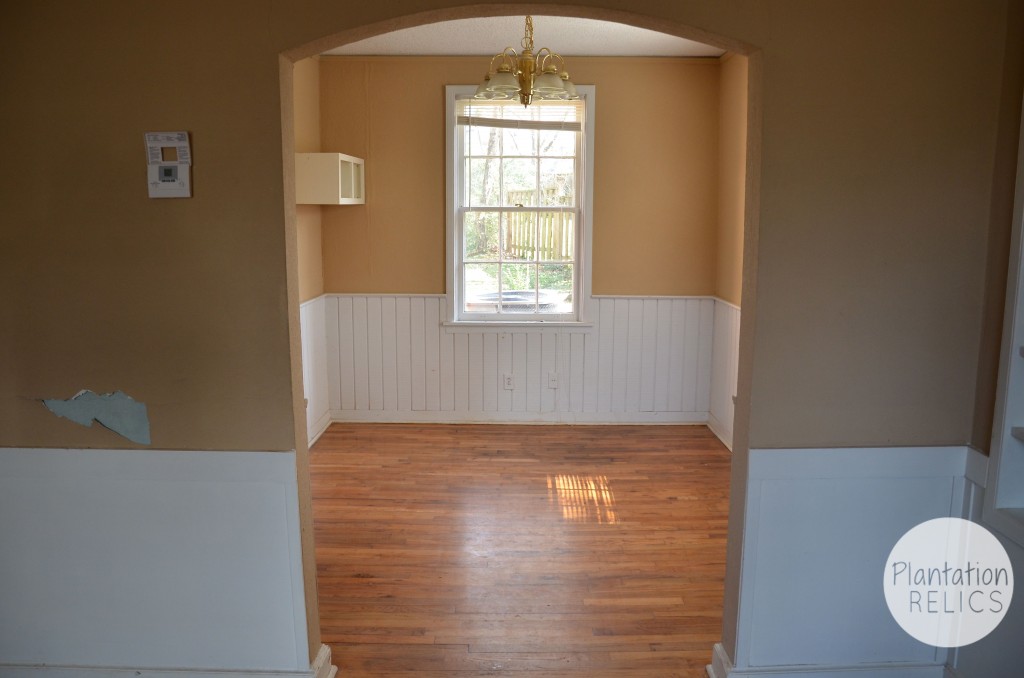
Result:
[311, 423, 731, 677]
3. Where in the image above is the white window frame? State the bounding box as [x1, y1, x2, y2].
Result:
[445, 85, 595, 326]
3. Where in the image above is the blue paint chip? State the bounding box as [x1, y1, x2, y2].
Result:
[42, 390, 151, 445]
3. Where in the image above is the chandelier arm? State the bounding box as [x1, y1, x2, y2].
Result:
[533, 47, 550, 69]
[485, 50, 518, 78]
[537, 50, 565, 72]
[503, 48, 520, 72]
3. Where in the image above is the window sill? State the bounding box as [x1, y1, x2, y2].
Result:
[442, 320, 594, 332]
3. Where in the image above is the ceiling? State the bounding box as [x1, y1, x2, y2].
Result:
[322, 16, 725, 58]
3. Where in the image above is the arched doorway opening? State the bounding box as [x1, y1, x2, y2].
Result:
[279, 6, 761, 672]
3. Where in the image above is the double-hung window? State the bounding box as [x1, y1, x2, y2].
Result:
[446, 85, 594, 323]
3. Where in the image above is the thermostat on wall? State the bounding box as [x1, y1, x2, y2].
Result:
[145, 131, 192, 198]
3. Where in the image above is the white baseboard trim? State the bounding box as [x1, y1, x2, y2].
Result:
[327, 409, 708, 425]
[0, 644, 339, 678]
[308, 410, 332, 447]
[707, 642, 734, 678]
[0, 647, 337, 678]
[311, 644, 337, 678]
[705, 644, 948, 678]
[707, 412, 733, 450]
[0, 666, 317, 678]
[710, 667, 949, 678]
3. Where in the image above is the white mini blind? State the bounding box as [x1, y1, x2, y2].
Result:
[456, 98, 584, 131]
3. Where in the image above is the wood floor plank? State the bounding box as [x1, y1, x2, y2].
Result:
[311, 423, 730, 677]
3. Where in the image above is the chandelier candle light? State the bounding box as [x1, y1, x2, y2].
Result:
[475, 16, 580, 106]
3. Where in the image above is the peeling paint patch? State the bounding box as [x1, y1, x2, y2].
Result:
[42, 390, 151, 445]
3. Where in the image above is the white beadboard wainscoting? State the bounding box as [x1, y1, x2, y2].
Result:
[300, 294, 331, 444]
[709, 299, 740, 449]
[300, 295, 741, 442]
[708, 446, 988, 678]
[0, 448, 313, 676]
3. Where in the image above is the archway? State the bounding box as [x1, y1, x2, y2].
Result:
[279, 5, 761, 671]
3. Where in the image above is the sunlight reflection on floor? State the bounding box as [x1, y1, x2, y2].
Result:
[547, 474, 617, 524]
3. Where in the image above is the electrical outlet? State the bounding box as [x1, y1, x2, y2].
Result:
[548, 371, 559, 389]
[503, 373, 514, 390]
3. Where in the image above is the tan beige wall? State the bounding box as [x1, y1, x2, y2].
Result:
[716, 53, 747, 306]
[2, 3, 296, 451]
[294, 57, 322, 154]
[744, 0, 1016, 449]
[319, 57, 474, 293]
[971, 0, 1024, 453]
[319, 56, 720, 295]
[587, 58, 719, 295]
[296, 205, 324, 302]
[1, 0, 1019, 459]
[294, 57, 324, 302]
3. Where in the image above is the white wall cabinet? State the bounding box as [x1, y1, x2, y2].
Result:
[296, 152, 364, 205]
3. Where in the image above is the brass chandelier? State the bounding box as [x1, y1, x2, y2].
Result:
[474, 16, 579, 106]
